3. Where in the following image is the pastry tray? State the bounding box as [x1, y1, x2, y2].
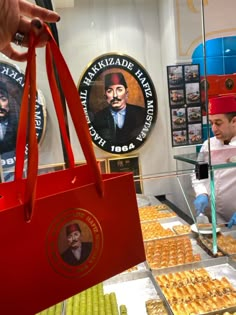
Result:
[152, 256, 236, 315]
[158, 216, 191, 229]
[198, 229, 236, 257]
[103, 270, 171, 314]
[142, 218, 195, 242]
[219, 229, 236, 255]
[145, 235, 212, 271]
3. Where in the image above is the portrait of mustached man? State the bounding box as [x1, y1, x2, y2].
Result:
[92, 72, 146, 145]
[0, 81, 18, 154]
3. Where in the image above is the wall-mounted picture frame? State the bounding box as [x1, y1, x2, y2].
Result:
[167, 63, 203, 147]
[75, 159, 107, 174]
[0, 61, 47, 171]
[78, 53, 157, 155]
[108, 155, 142, 193]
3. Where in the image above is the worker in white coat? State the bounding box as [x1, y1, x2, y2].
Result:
[192, 94, 236, 227]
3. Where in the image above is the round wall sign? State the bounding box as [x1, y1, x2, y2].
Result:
[78, 53, 157, 154]
[0, 61, 46, 170]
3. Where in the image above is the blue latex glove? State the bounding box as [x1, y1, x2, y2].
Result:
[228, 213, 236, 228]
[193, 194, 209, 216]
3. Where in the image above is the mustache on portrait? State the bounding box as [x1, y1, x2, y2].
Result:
[0, 108, 7, 114]
[71, 240, 79, 245]
[110, 97, 121, 104]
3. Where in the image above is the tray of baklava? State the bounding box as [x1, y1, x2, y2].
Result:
[217, 230, 236, 256]
[103, 270, 171, 314]
[152, 256, 236, 315]
[138, 204, 177, 223]
[144, 234, 211, 270]
[141, 217, 193, 241]
[198, 230, 236, 257]
[158, 216, 193, 235]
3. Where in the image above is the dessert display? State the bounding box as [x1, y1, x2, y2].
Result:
[35, 302, 63, 315]
[144, 236, 201, 269]
[138, 204, 172, 221]
[145, 299, 168, 315]
[141, 221, 176, 240]
[139, 207, 176, 223]
[64, 283, 128, 315]
[217, 234, 236, 254]
[156, 268, 236, 315]
[40, 198, 236, 315]
[155, 204, 169, 211]
[138, 206, 163, 221]
[197, 234, 224, 257]
[172, 224, 191, 235]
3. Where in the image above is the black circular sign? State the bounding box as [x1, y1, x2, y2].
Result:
[0, 61, 46, 170]
[78, 53, 157, 154]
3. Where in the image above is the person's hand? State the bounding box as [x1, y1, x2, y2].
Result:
[228, 213, 236, 228]
[193, 194, 209, 216]
[0, 0, 60, 61]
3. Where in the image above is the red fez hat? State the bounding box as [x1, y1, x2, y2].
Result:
[209, 94, 236, 115]
[66, 223, 81, 236]
[105, 72, 127, 89]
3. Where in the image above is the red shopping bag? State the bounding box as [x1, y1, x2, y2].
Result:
[0, 27, 145, 315]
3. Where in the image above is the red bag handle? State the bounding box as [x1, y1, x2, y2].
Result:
[15, 26, 103, 222]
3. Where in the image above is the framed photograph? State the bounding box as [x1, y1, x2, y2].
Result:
[37, 163, 65, 175]
[185, 82, 200, 104]
[167, 65, 184, 88]
[169, 88, 185, 106]
[167, 63, 203, 147]
[188, 123, 202, 145]
[0, 61, 46, 171]
[184, 64, 200, 82]
[171, 108, 186, 129]
[75, 159, 107, 174]
[187, 106, 202, 122]
[172, 130, 187, 146]
[108, 155, 142, 193]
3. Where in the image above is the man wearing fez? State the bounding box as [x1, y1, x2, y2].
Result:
[192, 94, 236, 227]
[92, 72, 146, 144]
[0, 81, 18, 154]
[61, 223, 92, 266]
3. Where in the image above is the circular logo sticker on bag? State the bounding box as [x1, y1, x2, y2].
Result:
[0, 61, 46, 170]
[78, 53, 157, 154]
[46, 208, 103, 278]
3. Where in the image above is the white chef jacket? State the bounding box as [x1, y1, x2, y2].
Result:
[192, 136, 236, 223]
